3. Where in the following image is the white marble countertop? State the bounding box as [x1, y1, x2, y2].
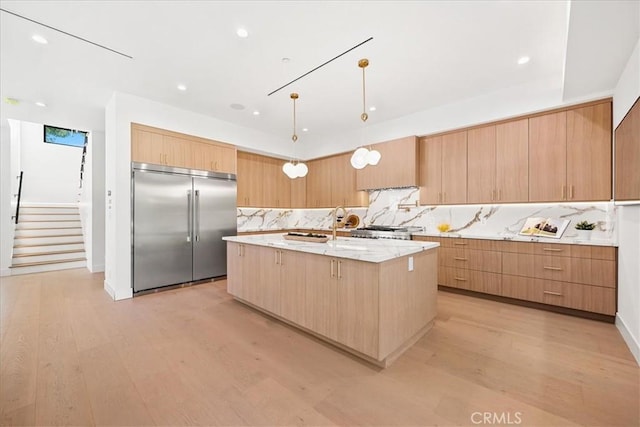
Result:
[411, 232, 617, 247]
[223, 234, 439, 263]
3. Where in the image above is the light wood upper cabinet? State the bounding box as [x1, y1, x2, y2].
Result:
[237, 151, 264, 207]
[468, 120, 529, 204]
[419, 135, 443, 205]
[305, 155, 367, 208]
[419, 131, 467, 205]
[496, 119, 529, 203]
[131, 123, 237, 173]
[615, 97, 640, 201]
[467, 125, 497, 204]
[356, 136, 419, 190]
[529, 111, 567, 202]
[567, 102, 612, 201]
[529, 102, 612, 202]
[290, 176, 307, 208]
[262, 156, 291, 208]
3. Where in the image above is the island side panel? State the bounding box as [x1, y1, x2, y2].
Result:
[378, 248, 438, 360]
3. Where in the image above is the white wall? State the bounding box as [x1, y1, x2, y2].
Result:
[613, 35, 640, 365]
[0, 121, 13, 276]
[78, 130, 106, 273]
[19, 121, 84, 203]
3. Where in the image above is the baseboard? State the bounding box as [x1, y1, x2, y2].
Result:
[104, 279, 116, 299]
[89, 263, 105, 273]
[0, 268, 10, 277]
[616, 313, 640, 366]
[104, 279, 133, 300]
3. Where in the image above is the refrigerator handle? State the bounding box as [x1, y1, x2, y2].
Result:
[195, 189, 200, 242]
[187, 190, 192, 242]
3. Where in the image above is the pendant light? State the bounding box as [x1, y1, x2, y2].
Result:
[282, 92, 308, 179]
[351, 58, 381, 169]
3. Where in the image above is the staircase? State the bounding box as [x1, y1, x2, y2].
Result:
[10, 204, 86, 275]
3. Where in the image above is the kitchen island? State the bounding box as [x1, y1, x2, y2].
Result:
[223, 234, 439, 367]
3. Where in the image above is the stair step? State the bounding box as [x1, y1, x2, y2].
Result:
[13, 249, 86, 258]
[13, 243, 85, 254]
[15, 226, 82, 231]
[18, 212, 79, 215]
[15, 228, 83, 237]
[9, 259, 87, 275]
[13, 235, 84, 246]
[10, 257, 86, 267]
[19, 214, 80, 222]
[14, 241, 84, 248]
[12, 251, 86, 265]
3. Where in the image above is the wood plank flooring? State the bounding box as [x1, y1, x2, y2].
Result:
[1, 268, 638, 426]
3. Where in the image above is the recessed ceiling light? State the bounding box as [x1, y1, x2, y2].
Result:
[230, 103, 245, 110]
[236, 28, 249, 38]
[302, 128, 308, 132]
[281, 57, 291, 63]
[35, 101, 47, 107]
[177, 84, 187, 91]
[369, 106, 376, 111]
[517, 56, 530, 65]
[253, 110, 260, 116]
[32, 34, 48, 44]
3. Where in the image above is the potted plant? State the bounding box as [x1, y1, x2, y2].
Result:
[574, 220, 596, 240]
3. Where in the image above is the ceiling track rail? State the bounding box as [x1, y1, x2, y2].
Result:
[0, 8, 133, 59]
[267, 37, 373, 97]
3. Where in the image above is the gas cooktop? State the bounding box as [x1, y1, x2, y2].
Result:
[350, 225, 424, 240]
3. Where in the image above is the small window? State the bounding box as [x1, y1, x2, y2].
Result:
[44, 125, 88, 148]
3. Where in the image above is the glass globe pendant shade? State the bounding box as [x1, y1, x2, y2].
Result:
[350, 147, 369, 169]
[295, 162, 308, 178]
[367, 149, 381, 165]
[282, 161, 296, 178]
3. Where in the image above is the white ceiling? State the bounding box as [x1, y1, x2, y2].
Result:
[0, 1, 638, 151]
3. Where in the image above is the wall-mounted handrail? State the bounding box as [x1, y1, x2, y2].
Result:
[79, 141, 87, 188]
[13, 171, 23, 225]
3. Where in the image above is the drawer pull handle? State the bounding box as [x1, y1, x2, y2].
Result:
[543, 290, 563, 296]
[454, 257, 468, 261]
[542, 248, 563, 252]
[454, 242, 468, 246]
[454, 277, 467, 281]
[543, 266, 563, 271]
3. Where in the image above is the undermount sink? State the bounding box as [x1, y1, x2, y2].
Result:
[326, 241, 368, 251]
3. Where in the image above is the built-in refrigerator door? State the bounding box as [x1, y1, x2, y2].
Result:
[192, 176, 237, 280]
[133, 170, 194, 292]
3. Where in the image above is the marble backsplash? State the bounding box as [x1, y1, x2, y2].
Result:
[237, 187, 617, 245]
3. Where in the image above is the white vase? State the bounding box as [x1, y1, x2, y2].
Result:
[575, 229, 592, 240]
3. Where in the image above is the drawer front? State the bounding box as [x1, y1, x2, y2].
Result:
[501, 275, 542, 303]
[533, 255, 591, 284]
[440, 266, 470, 290]
[534, 244, 572, 257]
[440, 267, 501, 295]
[538, 279, 615, 315]
[590, 259, 616, 288]
[502, 252, 535, 277]
[441, 248, 501, 273]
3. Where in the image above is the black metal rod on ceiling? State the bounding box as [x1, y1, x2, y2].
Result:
[267, 37, 373, 97]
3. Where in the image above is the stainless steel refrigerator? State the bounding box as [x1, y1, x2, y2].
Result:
[132, 162, 237, 293]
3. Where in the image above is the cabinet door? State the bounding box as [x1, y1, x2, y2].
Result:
[191, 142, 217, 171]
[306, 158, 332, 208]
[615, 98, 640, 200]
[336, 259, 379, 357]
[226, 242, 244, 298]
[132, 128, 164, 165]
[330, 153, 368, 207]
[162, 135, 188, 168]
[419, 136, 443, 205]
[467, 125, 496, 204]
[258, 247, 281, 315]
[441, 131, 467, 204]
[356, 136, 419, 190]
[496, 119, 529, 203]
[304, 255, 338, 340]
[241, 244, 265, 306]
[567, 102, 612, 201]
[529, 112, 567, 202]
[279, 250, 307, 326]
[216, 146, 237, 174]
[290, 176, 307, 208]
[236, 152, 264, 207]
[262, 157, 291, 208]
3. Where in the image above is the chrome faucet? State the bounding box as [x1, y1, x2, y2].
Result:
[332, 206, 348, 240]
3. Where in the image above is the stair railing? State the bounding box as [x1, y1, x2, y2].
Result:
[12, 171, 23, 225]
[79, 140, 87, 188]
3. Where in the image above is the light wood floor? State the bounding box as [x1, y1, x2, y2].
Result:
[1, 268, 638, 426]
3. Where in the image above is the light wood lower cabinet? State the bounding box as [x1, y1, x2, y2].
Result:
[226, 242, 438, 365]
[414, 236, 617, 317]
